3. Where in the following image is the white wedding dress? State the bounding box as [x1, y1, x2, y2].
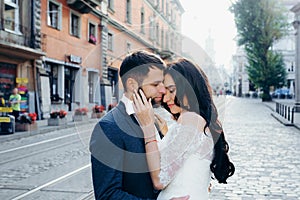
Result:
[157, 112, 214, 200]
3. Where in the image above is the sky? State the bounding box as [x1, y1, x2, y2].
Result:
[180, 0, 237, 69]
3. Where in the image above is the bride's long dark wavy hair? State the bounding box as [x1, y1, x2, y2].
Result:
[162, 58, 235, 183]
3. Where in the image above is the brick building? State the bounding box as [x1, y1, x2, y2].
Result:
[39, 0, 102, 116]
[0, 0, 184, 119]
[0, 0, 43, 115]
[101, 0, 184, 106]
[39, 0, 184, 115]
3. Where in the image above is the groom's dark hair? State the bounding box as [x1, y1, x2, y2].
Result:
[119, 50, 165, 91]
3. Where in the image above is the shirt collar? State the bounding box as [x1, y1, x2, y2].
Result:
[120, 94, 135, 115]
[120, 94, 162, 141]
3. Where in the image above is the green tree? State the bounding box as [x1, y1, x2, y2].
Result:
[230, 0, 289, 101]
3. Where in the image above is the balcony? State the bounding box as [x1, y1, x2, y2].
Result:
[0, 18, 44, 61]
[67, 0, 101, 14]
[158, 49, 174, 60]
[0, 18, 34, 48]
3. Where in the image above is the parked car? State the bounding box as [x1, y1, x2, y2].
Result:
[271, 88, 292, 99]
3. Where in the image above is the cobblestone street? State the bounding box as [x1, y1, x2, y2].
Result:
[1, 96, 299, 199]
[209, 97, 300, 199]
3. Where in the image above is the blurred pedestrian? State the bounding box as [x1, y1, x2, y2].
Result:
[9, 88, 21, 120]
[0, 92, 5, 107]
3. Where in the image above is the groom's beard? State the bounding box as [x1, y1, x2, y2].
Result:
[151, 98, 159, 107]
[137, 87, 159, 107]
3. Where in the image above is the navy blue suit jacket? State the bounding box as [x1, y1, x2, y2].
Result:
[90, 102, 159, 200]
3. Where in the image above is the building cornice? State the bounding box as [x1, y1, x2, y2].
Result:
[143, 0, 181, 31]
[173, 0, 185, 14]
[291, 3, 300, 13]
[107, 17, 158, 52]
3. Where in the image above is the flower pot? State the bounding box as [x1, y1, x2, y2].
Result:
[50, 113, 59, 119]
[48, 118, 67, 126]
[15, 122, 38, 132]
[91, 112, 105, 119]
[73, 114, 88, 122]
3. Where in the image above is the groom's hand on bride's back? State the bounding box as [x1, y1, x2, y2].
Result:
[169, 195, 190, 200]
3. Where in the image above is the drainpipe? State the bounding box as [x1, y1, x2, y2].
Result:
[31, 0, 36, 48]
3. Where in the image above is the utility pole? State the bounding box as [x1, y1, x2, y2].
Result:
[292, 3, 300, 112]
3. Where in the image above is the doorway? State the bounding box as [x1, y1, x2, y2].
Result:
[64, 67, 77, 111]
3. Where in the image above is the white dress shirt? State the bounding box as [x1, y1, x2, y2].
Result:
[120, 94, 162, 141]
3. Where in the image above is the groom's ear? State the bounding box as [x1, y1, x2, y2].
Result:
[126, 78, 139, 92]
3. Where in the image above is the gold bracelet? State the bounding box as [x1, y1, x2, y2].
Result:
[144, 135, 156, 141]
[145, 139, 157, 145]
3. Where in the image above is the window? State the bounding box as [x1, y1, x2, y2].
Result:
[166, 2, 169, 17]
[108, 0, 114, 11]
[126, 42, 131, 53]
[47, 0, 61, 30]
[156, 23, 159, 44]
[238, 62, 243, 72]
[4, 0, 20, 32]
[107, 68, 118, 100]
[0, 63, 16, 100]
[161, 29, 164, 49]
[170, 33, 174, 50]
[156, 0, 160, 10]
[141, 8, 145, 34]
[88, 71, 95, 103]
[149, 17, 154, 40]
[108, 32, 113, 51]
[88, 22, 97, 44]
[174, 35, 177, 51]
[49, 64, 59, 101]
[126, 0, 131, 23]
[64, 67, 77, 106]
[173, 14, 176, 26]
[166, 32, 169, 49]
[70, 12, 80, 38]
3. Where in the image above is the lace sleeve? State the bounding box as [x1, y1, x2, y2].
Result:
[157, 116, 213, 187]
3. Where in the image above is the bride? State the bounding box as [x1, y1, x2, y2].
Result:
[133, 58, 235, 200]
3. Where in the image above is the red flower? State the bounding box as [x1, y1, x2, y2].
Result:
[75, 107, 88, 115]
[92, 105, 105, 113]
[89, 34, 97, 44]
[59, 110, 67, 118]
[28, 112, 37, 121]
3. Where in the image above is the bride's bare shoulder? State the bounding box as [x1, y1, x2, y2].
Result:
[179, 112, 206, 128]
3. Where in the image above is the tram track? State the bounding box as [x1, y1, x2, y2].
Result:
[0, 135, 90, 165]
[0, 132, 78, 155]
[0, 122, 98, 199]
[10, 164, 91, 200]
[0, 126, 93, 165]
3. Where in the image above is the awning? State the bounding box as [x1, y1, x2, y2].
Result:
[0, 42, 45, 63]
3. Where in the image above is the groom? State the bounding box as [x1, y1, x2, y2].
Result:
[89, 50, 189, 200]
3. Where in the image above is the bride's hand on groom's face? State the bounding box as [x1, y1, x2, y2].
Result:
[132, 89, 154, 127]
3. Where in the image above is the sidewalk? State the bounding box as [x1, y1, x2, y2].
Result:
[0, 112, 99, 142]
[1, 99, 299, 142]
[263, 98, 300, 130]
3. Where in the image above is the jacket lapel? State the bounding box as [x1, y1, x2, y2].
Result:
[113, 102, 143, 138]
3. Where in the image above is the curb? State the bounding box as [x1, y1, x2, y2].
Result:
[270, 112, 294, 126]
[0, 118, 99, 143]
[262, 101, 300, 131]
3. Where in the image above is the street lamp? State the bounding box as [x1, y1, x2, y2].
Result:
[292, 20, 300, 30]
[293, 20, 300, 111]
[291, 3, 300, 112]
